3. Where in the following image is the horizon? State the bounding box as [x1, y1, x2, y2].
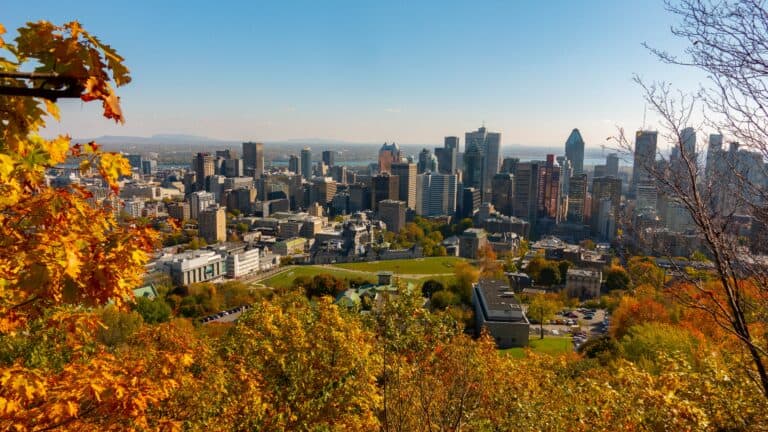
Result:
[6, 1, 704, 147]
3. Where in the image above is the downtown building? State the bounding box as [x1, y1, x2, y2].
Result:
[465, 126, 501, 198]
[416, 171, 457, 217]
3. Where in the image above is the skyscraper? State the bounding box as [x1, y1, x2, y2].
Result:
[300, 147, 313, 179]
[371, 173, 399, 211]
[631, 131, 658, 197]
[567, 174, 588, 223]
[465, 126, 501, 197]
[288, 155, 299, 174]
[436, 136, 459, 174]
[490, 173, 515, 216]
[378, 142, 401, 174]
[512, 161, 541, 225]
[463, 139, 485, 193]
[564, 129, 585, 175]
[706, 133, 723, 181]
[591, 176, 622, 235]
[391, 162, 417, 210]
[242, 142, 264, 178]
[416, 172, 457, 216]
[417, 148, 437, 173]
[192, 152, 214, 192]
[538, 155, 562, 222]
[322, 150, 335, 167]
[606, 153, 620, 177]
[500, 157, 519, 174]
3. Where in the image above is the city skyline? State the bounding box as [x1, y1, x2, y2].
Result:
[6, 1, 703, 146]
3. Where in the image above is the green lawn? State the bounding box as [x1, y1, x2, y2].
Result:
[261, 266, 376, 290]
[502, 337, 573, 358]
[332, 256, 466, 275]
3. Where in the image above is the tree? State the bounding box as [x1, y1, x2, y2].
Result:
[219, 295, 381, 430]
[527, 294, 562, 339]
[610, 0, 768, 397]
[452, 261, 480, 304]
[605, 265, 631, 292]
[0, 21, 156, 333]
[305, 274, 346, 299]
[430, 290, 460, 309]
[610, 296, 671, 339]
[133, 296, 172, 324]
[421, 279, 444, 298]
[537, 264, 561, 287]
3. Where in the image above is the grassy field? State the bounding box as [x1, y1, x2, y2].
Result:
[261, 266, 376, 290]
[332, 257, 466, 275]
[502, 337, 573, 358]
[261, 257, 466, 290]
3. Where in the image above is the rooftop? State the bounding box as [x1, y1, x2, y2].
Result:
[474, 279, 527, 323]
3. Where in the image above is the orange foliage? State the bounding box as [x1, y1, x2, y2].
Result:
[610, 296, 671, 339]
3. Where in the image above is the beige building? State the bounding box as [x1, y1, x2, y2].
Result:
[565, 268, 602, 299]
[199, 206, 226, 243]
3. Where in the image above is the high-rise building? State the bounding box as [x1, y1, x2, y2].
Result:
[242, 142, 264, 178]
[463, 139, 485, 193]
[512, 161, 541, 224]
[465, 126, 501, 197]
[310, 177, 338, 206]
[706, 133, 723, 180]
[348, 183, 371, 212]
[631, 131, 658, 197]
[567, 174, 588, 223]
[127, 154, 143, 170]
[378, 142, 401, 174]
[199, 206, 226, 243]
[490, 173, 515, 216]
[300, 147, 313, 179]
[500, 157, 519, 174]
[591, 176, 622, 235]
[416, 172, 457, 216]
[391, 162, 417, 210]
[379, 200, 407, 233]
[371, 173, 399, 211]
[674, 127, 697, 160]
[417, 148, 437, 173]
[223, 158, 244, 177]
[141, 159, 157, 176]
[564, 128, 585, 175]
[192, 153, 214, 192]
[288, 155, 300, 174]
[436, 136, 459, 175]
[322, 150, 335, 167]
[459, 187, 481, 219]
[606, 153, 620, 177]
[167, 201, 190, 221]
[189, 191, 216, 220]
[538, 155, 562, 222]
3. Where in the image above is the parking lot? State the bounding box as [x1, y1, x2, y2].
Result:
[526, 307, 610, 351]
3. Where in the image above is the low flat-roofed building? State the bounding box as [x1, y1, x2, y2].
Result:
[226, 247, 261, 278]
[472, 278, 530, 348]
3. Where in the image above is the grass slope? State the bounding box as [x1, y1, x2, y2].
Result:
[502, 337, 573, 358]
[331, 256, 466, 275]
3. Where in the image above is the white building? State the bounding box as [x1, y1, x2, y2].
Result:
[226, 247, 261, 278]
[416, 172, 457, 216]
[190, 191, 216, 220]
[160, 250, 226, 286]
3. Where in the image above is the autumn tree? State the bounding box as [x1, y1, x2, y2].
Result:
[0, 21, 157, 332]
[527, 294, 562, 339]
[610, 0, 768, 396]
[605, 265, 631, 291]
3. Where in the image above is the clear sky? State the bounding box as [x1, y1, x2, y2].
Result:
[4, 0, 704, 148]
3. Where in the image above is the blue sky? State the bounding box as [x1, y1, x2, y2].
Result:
[4, 1, 703, 147]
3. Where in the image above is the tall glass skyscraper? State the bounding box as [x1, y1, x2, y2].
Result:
[300, 147, 313, 179]
[564, 128, 585, 175]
